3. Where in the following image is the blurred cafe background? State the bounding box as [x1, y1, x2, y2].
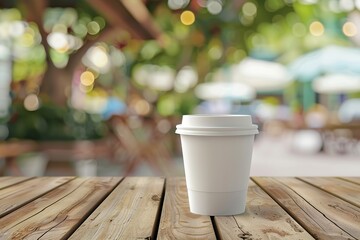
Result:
[0, 0, 359, 177]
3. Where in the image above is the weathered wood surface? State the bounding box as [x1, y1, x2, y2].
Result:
[0, 177, 359, 240]
[157, 177, 216, 239]
[69, 177, 164, 240]
[215, 180, 314, 240]
[0, 176, 32, 189]
[0, 177, 74, 217]
[300, 177, 360, 208]
[253, 177, 357, 240]
[341, 177, 360, 185]
[0, 177, 121, 239]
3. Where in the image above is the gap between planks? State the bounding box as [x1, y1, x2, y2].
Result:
[0, 177, 75, 218]
[296, 177, 360, 208]
[210, 216, 221, 240]
[152, 178, 166, 240]
[64, 177, 125, 239]
[68, 177, 165, 239]
[338, 177, 360, 186]
[0, 177, 35, 190]
[252, 177, 359, 240]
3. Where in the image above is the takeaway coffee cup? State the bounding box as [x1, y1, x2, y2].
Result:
[176, 115, 258, 215]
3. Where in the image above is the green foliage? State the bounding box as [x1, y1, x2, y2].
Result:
[6, 103, 107, 141]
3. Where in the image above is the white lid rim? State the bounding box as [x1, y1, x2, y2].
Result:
[175, 129, 259, 136]
[176, 124, 258, 131]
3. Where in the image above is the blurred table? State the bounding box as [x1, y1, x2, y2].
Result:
[0, 177, 359, 239]
[0, 141, 38, 175]
[288, 122, 360, 154]
[0, 139, 116, 176]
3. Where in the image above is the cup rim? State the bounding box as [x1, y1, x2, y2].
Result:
[182, 114, 250, 117]
[176, 124, 258, 131]
[175, 127, 259, 136]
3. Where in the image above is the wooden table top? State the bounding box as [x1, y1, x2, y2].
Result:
[0, 177, 359, 239]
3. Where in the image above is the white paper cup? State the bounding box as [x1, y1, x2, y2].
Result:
[176, 115, 258, 215]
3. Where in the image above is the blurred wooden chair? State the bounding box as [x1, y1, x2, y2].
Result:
[110, 115, 172, 176]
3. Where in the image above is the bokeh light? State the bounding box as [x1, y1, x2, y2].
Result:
[180, 10, 195, 26]
[148, 66, 175, 91]
[133, 64, 175, 91]
[343, 21, 357, 37]
[208, 46, 223, 60]
[309, 21, 324, 36]
[168, 0, 190, 10]
[24, 94, 40, 111]
[207, 0, 223, 15]
[265, 0, 285, 12]
[174, 66, 198, 93]
[83, 45, 110, 73]
[80, 71, 95, 86]
[72, 23, 88, 38]
[47, 32, 69, 52]
[87, 21, 100, 35]
[9, 21, 26, 37]
[134, 99, 151, 116]
[90, 47, 109, 68]
[94, 16, 106, 29]
[242, 2, 257, 17]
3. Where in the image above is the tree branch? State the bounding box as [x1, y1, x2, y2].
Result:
[20, 0, 51, 61]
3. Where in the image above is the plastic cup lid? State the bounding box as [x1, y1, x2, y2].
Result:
[181, 115, 253, 128]
[176, 115, 259, 136]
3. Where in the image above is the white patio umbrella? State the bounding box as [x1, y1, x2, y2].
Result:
[236, 58, 293, 91]
[194, 82, 256, 101]
[289, 45, 360, 82]
[312, 74, 360, 94]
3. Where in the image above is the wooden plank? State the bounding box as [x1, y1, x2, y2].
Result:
[0, 177, 33, 190]
[0, 177, 121, 239]
[157, 178, 216, 240]
[275, 178, 360, 238]
[340, 177, 360, 185]
[215, 180, 314, 240]
[299, 177, 360, 208]
[0, 177, 74, 217]
[69, 177, 165, 240]
[253, 177, 356, 240]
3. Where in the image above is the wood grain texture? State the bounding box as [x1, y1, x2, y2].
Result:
[341, 177, 360, 185]
[0, 177, 74, 217]
[215, 180, 314, 240]
[157, 178, 216, 240]
[276, 177, 360, 239]
[299, 177, 360, 208]
[253, 177, 357, 240]
[0, 177, 121, 239]
[69, 177, 164, 240]
[0, 177, 33, 190]
[215, 181, 314, 240]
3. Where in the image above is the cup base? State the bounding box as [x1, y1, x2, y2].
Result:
[188, 189, 247, 216]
